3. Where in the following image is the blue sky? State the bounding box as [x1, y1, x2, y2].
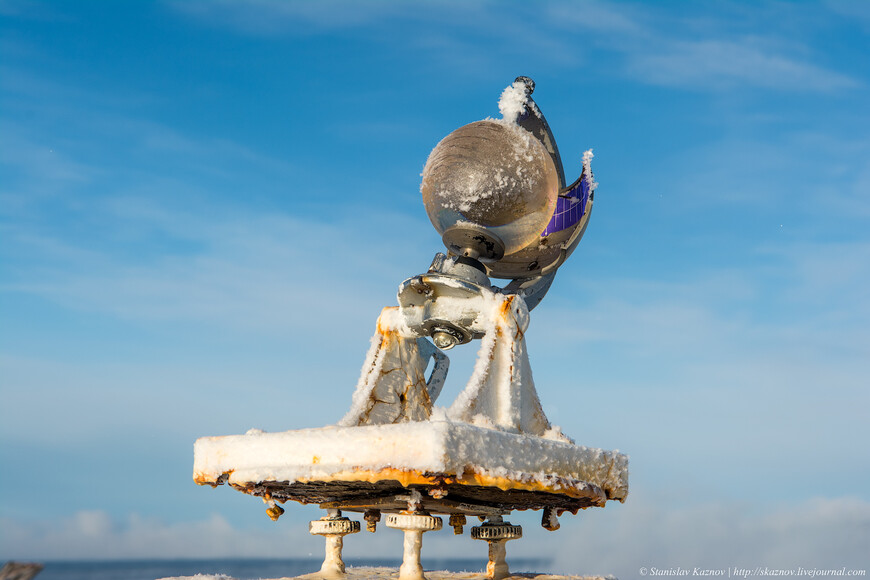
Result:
[1, 0, 868, 575]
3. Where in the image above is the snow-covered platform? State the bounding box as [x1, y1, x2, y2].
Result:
[194, 420, 627, 513]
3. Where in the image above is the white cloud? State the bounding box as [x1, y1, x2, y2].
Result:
[162, 0, 862, 94]
[626, 38, 857, 92]
[167, 0, 448, 36]
[760, 241, 870, 309]
[546, 0, 650, 36]
[0, 0, 65, 20]
[538, 240, 870, 364]
[547, 1, 860, 93]
[527, 248, 870, 499]
[0, 85, 436, 338]
[2, 201, 431, 337]
[2, 496, 868, 575]
[0, 510, 311, 560]
[551, 494, 870, 578]
[167, 0, 584, 76]
[165, 0, 547, 39]
[0, 200, 439, 446]
[826, 0, 870, 32]
[0, 122, 97, 206]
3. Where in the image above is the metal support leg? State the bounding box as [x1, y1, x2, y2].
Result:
[384, 512, 442, 580]
[309, 509, 360, 577]
[471, 516, 522, 580]
[486, 540, 509, 580]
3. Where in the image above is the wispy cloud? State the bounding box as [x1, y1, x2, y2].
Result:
[551, 494, 870, 577]
[1, 206, 430, 336]
[644, 126, 870, 222]
[3, 496, 868, 572]
[529, 244, 870, 496]
[0, 63, 434, 336]
[625, 38, 857, 92]
[167, 0, 583, 76]
[826, 0, 870, 32]
[0, 0, 67, 20]
[165, 0, 407, 35]
[0, 510, 315, 560]
[547, 1, 860, 92]
[164, 0, 860, 93]
[0, 125, 96, 200]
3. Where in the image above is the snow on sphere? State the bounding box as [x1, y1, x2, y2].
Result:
[420, 120, 559, 256]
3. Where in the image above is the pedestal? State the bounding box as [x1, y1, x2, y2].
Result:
[470, 517, 522, 580]
[384, 512, 443, 580]
[308, 510, 360, 577]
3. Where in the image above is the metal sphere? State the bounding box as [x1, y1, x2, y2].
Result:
[421, 120, 559, 257]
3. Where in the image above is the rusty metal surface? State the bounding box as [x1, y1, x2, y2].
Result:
[223, 477, 602, 516]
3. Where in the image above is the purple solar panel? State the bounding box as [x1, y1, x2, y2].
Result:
[541, 172, 591, 237]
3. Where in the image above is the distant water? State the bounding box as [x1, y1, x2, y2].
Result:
[36, 558, 550, 580]
[37, 559, 320, 580]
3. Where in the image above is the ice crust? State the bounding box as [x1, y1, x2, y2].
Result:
[497, 80, 540, 122]
[498, 81, 528, 121]
[582, 149, 598, 194]
[339, 290, 552, 437]
[193, 420, 628, 502]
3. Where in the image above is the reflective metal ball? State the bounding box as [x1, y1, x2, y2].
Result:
[421, 120, 559, 259]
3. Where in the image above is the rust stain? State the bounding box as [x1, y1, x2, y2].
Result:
[375, 307, 400, 335]
[499, 295, 515, 318]
[209, 466, 604, 504]
[453, 470, 605, 505]
[266, 505, 285, 521]
[194, 469, 233, 488]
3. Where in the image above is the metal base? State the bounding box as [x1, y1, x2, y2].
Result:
[442, 224, 505, 262]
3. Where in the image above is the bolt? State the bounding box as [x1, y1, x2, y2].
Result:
[266, 505, 284, 521]
[514, 76, 535, 94]
[364, 509, 381, 533]
[431, 325, 463, 350]
[542, 507, 560, 531]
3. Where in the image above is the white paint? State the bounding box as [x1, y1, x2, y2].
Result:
[384, 513, 442, 580]
[320, 535, 345, 578]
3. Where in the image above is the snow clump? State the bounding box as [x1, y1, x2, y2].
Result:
[498, 80, 528, 123]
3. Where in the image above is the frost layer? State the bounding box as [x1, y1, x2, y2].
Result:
[194, 420, 628, 502]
